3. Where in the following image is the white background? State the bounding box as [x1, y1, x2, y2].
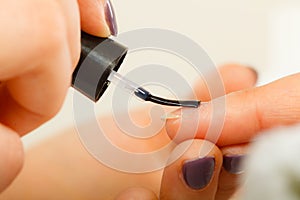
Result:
[23, 0, 300, 146]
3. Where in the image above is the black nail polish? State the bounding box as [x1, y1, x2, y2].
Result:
[182, 157, 215, 190]
[223, 155, 245, 174]
[105, 0, 118, 36]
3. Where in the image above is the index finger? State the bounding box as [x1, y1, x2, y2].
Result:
[0, 1, 76, 135]
[160, 139, 222, 199]
[166, 73, 300, 146]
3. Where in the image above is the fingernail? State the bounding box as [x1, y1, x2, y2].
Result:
[223, 155, 245, 174]
[182, 157, 215, 190]
[105, 0, 118, 36]
[162, 104, 207, 121]
[161, 112, 181, 121]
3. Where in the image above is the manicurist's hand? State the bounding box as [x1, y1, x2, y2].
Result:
[0, 0, 116, 192]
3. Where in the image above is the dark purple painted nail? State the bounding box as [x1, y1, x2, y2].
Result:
[223, 155, 245, 174]
[105, 0, 118, 36]
[182, 157, 215, 190]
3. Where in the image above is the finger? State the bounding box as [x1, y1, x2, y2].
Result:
[160, 139, 222, 200]
[115, 187, 158, 200]
[0, 124, 24, 192]
[166, 73, 300, 146]
[78, 0, 116, 37]
[0, 1, 69, 79]
[0, 0, 80, 71]
[0, 1, 74, 135]
[58, 0, 81, 69]
[194, 63, 258, 101]
[215, 144, 248, 200]
[1, 47, 71, 135]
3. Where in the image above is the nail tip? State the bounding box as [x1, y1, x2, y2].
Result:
[160, 113, 181, 121]
[246, 66, 259, 81]
[105, 0, 118, 36]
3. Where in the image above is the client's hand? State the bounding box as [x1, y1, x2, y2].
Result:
[166, 67, 300, 147]
[116, 64, 257, 200]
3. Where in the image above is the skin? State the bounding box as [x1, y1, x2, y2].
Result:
[0, 1, 299, 200]
[0, 64, 257, 199]
[0, 0, 110, 193]
[166, 72, 300, 146]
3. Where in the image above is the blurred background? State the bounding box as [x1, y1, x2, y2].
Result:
[23, 0, 300, 146]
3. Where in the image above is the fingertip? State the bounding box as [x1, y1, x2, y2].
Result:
[215, 144, 248, 199]
[165, 89, 262, 147]
[160, 140, 222, 199]
[81, 19, 111, 38]
[222, 145, 248, 176]
[104, 0, 118, 36]
[218, 63, 258, 90]
[182, 156, 215, 190]
[245, 66, 258, 83]
[165, 104, 211, 144]
[222, 154, 246, 175]
[78, 0, 113, 37]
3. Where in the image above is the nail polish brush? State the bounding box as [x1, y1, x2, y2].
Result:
[72, 32, 200, 108]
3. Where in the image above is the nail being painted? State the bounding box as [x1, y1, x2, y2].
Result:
[161, 102, 207, 121]
[161, 113, 181, 121]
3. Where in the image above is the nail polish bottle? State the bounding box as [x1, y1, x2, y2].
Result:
[72, 31, 127, 102]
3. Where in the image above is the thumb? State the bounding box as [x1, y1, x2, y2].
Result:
[77, 0, 117, 37]
[160, 139, 222, 200]
[166, 73, 300, 146]
[0, 124, 24, 192]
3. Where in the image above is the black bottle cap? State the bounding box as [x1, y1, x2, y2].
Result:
[72, 32, 128, 102]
